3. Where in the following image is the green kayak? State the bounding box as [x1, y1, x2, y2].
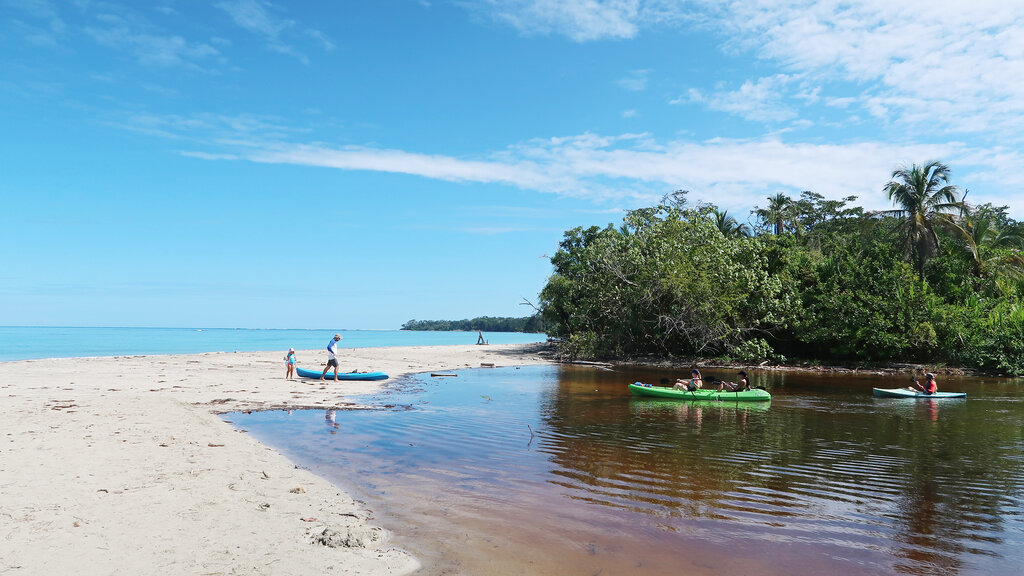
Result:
[628, 382, 771, 402]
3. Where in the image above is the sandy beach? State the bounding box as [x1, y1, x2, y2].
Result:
[0, 343, 552, 575]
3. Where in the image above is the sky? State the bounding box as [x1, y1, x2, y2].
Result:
[3, 0, 1024, 329]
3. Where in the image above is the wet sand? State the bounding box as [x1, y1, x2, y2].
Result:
[0, 343, 552, 575]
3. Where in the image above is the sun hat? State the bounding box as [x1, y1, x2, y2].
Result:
[288, 348, 294, 352]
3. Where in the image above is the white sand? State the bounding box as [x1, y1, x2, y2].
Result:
[0, 343, 552, 575]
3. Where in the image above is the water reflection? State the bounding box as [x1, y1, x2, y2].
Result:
[226, 365, 1024, 576]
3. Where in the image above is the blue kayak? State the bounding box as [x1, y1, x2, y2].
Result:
[296, 367, 389, 381]
[872, 388, 966, 399]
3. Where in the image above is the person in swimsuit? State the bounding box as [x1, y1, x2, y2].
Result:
[320, 334, 342, 381]
[284, 348, 296, 380]
[719, 370, 750, 392]
[673, 369, 703, 391]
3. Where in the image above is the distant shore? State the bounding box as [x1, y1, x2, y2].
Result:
[0, 343, 553, 575]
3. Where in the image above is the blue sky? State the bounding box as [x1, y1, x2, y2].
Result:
[3, 0, 1024, 329]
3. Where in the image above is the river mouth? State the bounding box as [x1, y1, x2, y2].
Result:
[225, 365, 1024, 576]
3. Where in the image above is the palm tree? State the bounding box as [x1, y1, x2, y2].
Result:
[957, 206, 1024, 278]
[711, 208, 751, 238]
[756, 193, 794, 235]
[880, 161, 963, 274]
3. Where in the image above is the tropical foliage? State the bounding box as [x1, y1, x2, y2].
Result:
[401, 315, 546, 333]
[539, 163, 1024, 374]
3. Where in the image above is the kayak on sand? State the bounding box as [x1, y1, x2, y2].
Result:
[872, 388, 966, 399]
[296, 367, 389, 381]
[628, 382, 771, 402]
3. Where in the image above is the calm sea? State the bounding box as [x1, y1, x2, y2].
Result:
[0, 326, 547, 362]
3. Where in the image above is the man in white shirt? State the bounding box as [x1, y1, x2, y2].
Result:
[320, 334, 342, 381]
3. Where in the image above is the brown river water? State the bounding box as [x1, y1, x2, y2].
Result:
[225, 365, 1024, 575]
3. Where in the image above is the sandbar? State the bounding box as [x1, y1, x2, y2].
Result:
[0, 343, 552, 575]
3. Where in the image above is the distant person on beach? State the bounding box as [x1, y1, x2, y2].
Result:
[673, 369, 703, 391]
[909, 372, 938, 395]
[718, 370, 750, 392]
[321, 334, 342, 381]
[284, 348, 296, 380]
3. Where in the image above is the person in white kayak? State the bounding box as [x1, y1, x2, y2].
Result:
[908, 372, 938, 395]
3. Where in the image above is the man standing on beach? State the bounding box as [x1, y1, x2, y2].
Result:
[320, 334, 342, 381]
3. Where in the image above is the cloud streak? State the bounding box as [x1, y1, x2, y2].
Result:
[182, 130, 999, 214]
[215, 0, 333, 63]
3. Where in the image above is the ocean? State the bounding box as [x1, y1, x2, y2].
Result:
[0, 326, 548, 362]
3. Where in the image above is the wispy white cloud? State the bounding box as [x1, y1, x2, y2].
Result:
[680, 74, 798, 123]
[84, 12, 219, 68]
[709, 0, 1024, 140]
[478, 0, 639, 41]
[475, 0, 702, 41]
[178, 129, 1014, 214]
[617, 69, 649, 91]
[114, 111, 307, 141]
[476, 1, 1024, 142]
[4, 0, 66, 46]
[215, 0, 332, 63]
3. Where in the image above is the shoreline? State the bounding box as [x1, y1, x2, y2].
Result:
[0, 343, 553, 575]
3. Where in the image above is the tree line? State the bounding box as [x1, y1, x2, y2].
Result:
[539, 161, 1024, 374]
[401, 315, 547, 333]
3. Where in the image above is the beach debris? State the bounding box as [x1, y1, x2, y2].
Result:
[480, 363, 495, 368]
[258, 503, 270, 511]
[430, 373, 457, 377]
[301, 517, 317, 522]
[290, 486, 306, 494]
[262, 470, 269, 479]
[207, 443, 224, 447]
[312, 526, 388, 549]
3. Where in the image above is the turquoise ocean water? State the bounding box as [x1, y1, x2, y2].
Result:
[0, 326, 547, 362]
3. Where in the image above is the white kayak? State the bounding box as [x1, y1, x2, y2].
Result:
[873, 388, 966, 399]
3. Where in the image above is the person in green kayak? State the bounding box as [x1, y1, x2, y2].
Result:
[718, 370, 750, 392]
[909, 372, 938, 395]
[673, 369, 703, 391]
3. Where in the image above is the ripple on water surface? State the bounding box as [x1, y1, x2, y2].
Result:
[227, 365, 1024, 576]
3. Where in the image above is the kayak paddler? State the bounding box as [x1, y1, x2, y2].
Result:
[908, 372, 938, 395]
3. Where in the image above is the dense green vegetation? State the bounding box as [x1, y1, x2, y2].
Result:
[402, 315, 547, 333]
[539, 162, 1024, 374]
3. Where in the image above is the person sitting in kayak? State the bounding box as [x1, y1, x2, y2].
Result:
[673, 369, 703, 391]
[909, 372, 937, 395]
[718, 370, 750, 392]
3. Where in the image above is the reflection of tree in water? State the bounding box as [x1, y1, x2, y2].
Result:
[887, 407, 1022, 576]
[537, 368, 1024, 573]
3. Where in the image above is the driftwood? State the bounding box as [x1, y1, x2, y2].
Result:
[561, 360, 613, 368]
[430, 373, 458, 377]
